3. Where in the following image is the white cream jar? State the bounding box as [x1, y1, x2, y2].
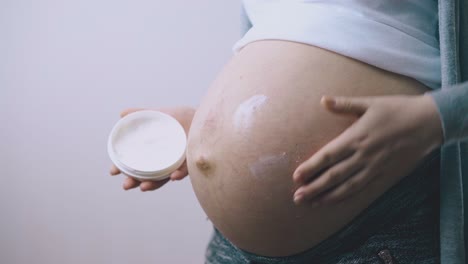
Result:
[107, 110, 187, 181]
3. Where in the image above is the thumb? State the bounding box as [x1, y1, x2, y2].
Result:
[321, 95, 370, 116]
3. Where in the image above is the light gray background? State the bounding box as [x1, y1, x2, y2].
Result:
[0, 1, 241, 263]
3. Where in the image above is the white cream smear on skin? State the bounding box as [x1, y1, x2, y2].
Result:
[233, 94, 268, 132]
[249, 152, 289, 180]
[113, 116, 186, 172]
[248, 152, 290, 202]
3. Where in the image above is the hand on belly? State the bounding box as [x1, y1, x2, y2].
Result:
[293, 94, 444, 206]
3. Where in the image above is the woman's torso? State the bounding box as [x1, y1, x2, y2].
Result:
[186, 40, 432, 256]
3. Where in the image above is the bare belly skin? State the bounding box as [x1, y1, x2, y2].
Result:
[186, 40, 430, 257]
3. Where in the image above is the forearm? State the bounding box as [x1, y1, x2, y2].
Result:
[180, 106, 197, 133]
[425, 81, 468, 146]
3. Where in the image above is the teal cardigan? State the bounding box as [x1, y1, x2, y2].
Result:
[240, 0, 468, 262]
[428, 1, 468, 263]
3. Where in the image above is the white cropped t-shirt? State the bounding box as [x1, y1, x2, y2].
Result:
[234, 0, 441, 89]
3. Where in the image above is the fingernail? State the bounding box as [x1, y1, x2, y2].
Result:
[293, 171, 302, 182]
[171, 171, 180, 180]
[294, 192, 303, 204]
[293, 175, 299, 183]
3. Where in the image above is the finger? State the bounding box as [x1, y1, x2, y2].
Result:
[321, 95, 370, 116]
[120, 108, 145, 118]
[123, 176, 141, 190]
[294, 154, 364, 204]
[170, 161, 188, 181]
[170, 169, 188, 181]
[313, 166, 373, 205]
[140, 178, 170, 192]
[293, 137, 356, 184]
[110, 165, 120, 176]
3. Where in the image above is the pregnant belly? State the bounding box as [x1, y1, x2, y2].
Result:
[186, 40, 430, 256]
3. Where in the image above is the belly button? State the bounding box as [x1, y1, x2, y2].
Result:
[196, 155, 213, 172]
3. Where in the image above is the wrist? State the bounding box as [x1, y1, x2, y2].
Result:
[179, 106, 197, 133]
[157, 106, 196, 134]
[419, 94, 444, 148]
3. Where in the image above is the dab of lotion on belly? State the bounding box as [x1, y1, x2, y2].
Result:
[107, 110, 187, 181]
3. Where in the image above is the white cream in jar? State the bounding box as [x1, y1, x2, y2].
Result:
[107, 110, 187, 181]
